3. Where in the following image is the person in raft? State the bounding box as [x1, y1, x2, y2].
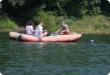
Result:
[25, 21, 35, 35]
[57, 21, 70, 35]
[34, 21, 48, 39]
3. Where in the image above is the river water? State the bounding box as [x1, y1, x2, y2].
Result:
[0, 32, 110, 75]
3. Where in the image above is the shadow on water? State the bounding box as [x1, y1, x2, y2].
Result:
[0, 32, 110, 75]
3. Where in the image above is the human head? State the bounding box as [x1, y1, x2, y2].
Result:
[61, 21, 65, 26]
[62, 21, 65, 24]
[38, 21, 44, 26]
[27, 21, 34, 26]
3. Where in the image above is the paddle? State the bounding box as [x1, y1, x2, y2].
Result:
[50, 29, 60, 36]
[55, 29, 60, 33]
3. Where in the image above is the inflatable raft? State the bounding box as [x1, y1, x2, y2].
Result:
[9, 32, 82, 42]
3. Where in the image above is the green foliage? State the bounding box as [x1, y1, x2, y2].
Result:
[0, 0, 109, 34]
[0, 15, 17, 30]
[8, 0, 25, 6]
[66, 15, 110, 34]
[0, 3, 2, 8]
[0, 0, 108, 19]
[33, 10, 57, 32]
[86, 0, 101, 15]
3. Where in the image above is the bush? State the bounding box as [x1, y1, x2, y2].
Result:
[0, 17, 18, 30]
[33, 10, 57, 32]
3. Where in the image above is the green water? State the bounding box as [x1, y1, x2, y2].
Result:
[0, 32, 110, 75]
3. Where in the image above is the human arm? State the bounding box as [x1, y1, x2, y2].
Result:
[30, 28, 35, 33]
[65, 25, 70, 32]
[43, 30, 47, 32]
[30, 26, 35, 33]
[39, 26, 43, 39]
[55, 29, 60, 33]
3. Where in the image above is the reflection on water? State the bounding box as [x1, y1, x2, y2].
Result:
[22, 42, 47, 49]
[0, 32, 110, 75]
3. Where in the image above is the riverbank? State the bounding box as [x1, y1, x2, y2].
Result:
[67, 15, 110, 34]
[0, 15, 110, 34]
[0, 27, 25, 33]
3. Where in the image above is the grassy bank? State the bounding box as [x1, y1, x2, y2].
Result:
[67, 15, 110, 34]
[0, 15, 110, 34]
[0, 18, 18, 31]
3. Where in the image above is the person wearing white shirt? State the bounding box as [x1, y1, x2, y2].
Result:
[25, 21, 35, 35]
[34, 22, 48, 39]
